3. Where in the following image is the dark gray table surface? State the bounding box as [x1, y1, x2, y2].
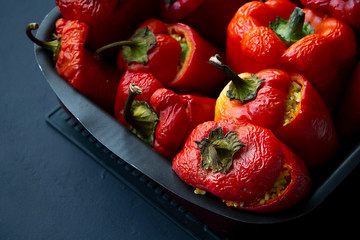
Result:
[1, 1, 360, 239]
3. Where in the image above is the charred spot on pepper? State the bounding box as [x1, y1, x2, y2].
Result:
[223, 164, 292, 208]
[284, 81, 302, 126]
[195, 127, 244, 174]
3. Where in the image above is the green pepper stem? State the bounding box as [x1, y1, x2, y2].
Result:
[26, 22, 61, 61]
[123, 83, 143, 126]
[122, 84, 159, 146]
[209, 54, 243, 84]
[209, 54, 264, 103]
[269, 7, 314, 46]
[94, 40, 139, 58]
[94, 27, 157, 63]
[195, 127, 244, 174]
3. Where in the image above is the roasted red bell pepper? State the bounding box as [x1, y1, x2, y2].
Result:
[300, 0, 360, 30]
[115, 72, 216, 160]
[97, 18, 226, 97]
[227, 0, 357, 111]
[335, 61, 360, 140]
[159, 0, 247, 48]
[210, 55, 338, 168]
[26, 19, 121, 114]
[55, 0, 161, 52]
[172, 119, 311, 212]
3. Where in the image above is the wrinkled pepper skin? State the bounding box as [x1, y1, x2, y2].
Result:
[172, 119, 311, 212]
[55, 18, 121, 114]
[215, 69, 338, 168]
[150, 88, 190, 160]
[300, 0, 360, 30]
[249, 141, 311, 212]
[178, 94, 216, 137]
[227, 0, 357, 111]
[117, 19, 183, 88]
[335, 61, 360, 140]
[152, 88, 217, 160]
[55, 0, 161, 51]
[117, 19, 227, 97]
[114, 72, 216, 160]
[159, 0, 248, 48]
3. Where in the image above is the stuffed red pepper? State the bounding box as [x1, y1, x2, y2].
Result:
[227, 0, 357, 111]
[173, 119, 311, 212]
[210, 55, 338, 168]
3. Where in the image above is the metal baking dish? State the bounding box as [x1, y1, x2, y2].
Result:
[33, 7, 360, 235]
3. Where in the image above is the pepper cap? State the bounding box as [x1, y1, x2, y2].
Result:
[269, 7, 315, 46]
[195, 127, 244, 174]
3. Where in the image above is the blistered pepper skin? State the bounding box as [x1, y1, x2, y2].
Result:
[173, 119, 311, 212]
[117, 21, 183, 88]
[300, 0, 360, 30]
[241, 142, 311, 212]
[55, 18, 121, 114]
[215, 69, 290, 130]
[215, 69, 338, 168]
[56, 0, 161, 51]
[227, 0, 357, 111]
[275, 73, 339, 168]
[179, 94, 216, 137]
[173, 120, 283, 202]
[150, 88, 216, 160]
[150, 88, 190, 160]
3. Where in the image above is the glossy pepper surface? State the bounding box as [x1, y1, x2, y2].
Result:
[226, 0, 357, 111]
[114, 71, 216, 160]
[172, 119, 311, 212]
[300, 0, 360, 30]
[159, 0, 247, 48]
[55, 0, 161, 51]
[112, 18, 226, 97]
[27, 19, 121, 114]
[210, 56, 338, 168]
